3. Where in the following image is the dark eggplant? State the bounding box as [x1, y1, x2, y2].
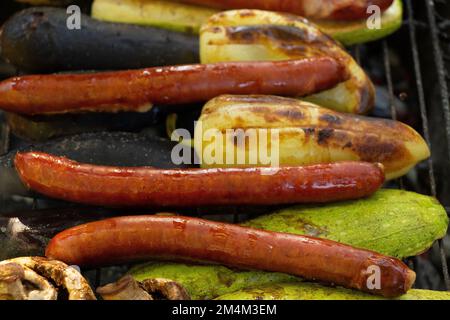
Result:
[1, 7, 200, 73]
[0, 131, 193, 197]
[6, 107, 168, 142]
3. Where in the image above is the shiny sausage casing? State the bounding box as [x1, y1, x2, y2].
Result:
[0, 57, 347, 115]
[175, 0, 394, 20]
[45, 215, 415, 297]
[14, 152, 384, 207]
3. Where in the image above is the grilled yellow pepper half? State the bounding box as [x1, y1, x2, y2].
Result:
[200, 9, 374, 114]
[194, 95, 430, 180]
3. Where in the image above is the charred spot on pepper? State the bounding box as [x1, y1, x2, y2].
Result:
[317, 129, 334, 145]
[351, 136, 411, 163]
[210, 26, 222, 34]
[274, 109, 305, 121]
[303, 128, 315, 138]
[225, 25, 324, 46]
[319, 113, 343, 125]
[222, 24, 347, 62]
[238, 10, 256, 18]
[354, 78, 375, 114]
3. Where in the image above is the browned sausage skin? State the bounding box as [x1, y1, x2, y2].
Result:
[174, 0, 394, 21]
[45, 215, 415, 297]
[0, 57, 347, 115]
[15, 152, 384, 207]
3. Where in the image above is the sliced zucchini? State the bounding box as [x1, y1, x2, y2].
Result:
[313, 0, 403, 45]
[130, 262, 296, 300]
[215, 282, 450, 300]
[90, 0, 402, 46]
[92, 0, 217, 34]
[243, 189, 448, 259]
[5, 106, 168, 141]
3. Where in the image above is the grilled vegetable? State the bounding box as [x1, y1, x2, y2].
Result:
[15, 152, 383, 207]
[130, 264, 449, 300]
[0, 257, 95, 300]
[5, 106, 169, 141]
[1, 7, 199, 73]
[91, 0, 402, 45]
[215, 282, 450, 300]
[174, 0, 394, 21]
[92, 0, 217, 34]
[129, 262, 297, 300]
[0, 58, 346, 115]
[315, 0, 403, 46]
[46, 215, 414, 297]
[194, 95, 430, 180]
[97, 275, 190, 300]
[130, 265, 448, 300]
[0, 132, 190, 198]
[200, 10, 374, 114]
[244, 189, 449, 259]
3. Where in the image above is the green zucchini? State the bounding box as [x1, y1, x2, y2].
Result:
[92, 0, 217, 34]
[215, 282, 450, 300]
[5, 106, 170, 141]
[311, 0, 403, 45]
[130, 263, 450, 301]
[130, 262, 297, 300]
[91, 0, 402, 46]
[244, 189, 448, 259]
[1, 7, 199, 73]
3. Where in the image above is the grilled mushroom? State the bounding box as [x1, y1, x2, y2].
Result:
[97, 275, 190, 300]
[0, 257, 96, 300]
[97, 275, 154, 300]
[141, 278, 190, 300]
[1, 262, 56, 300]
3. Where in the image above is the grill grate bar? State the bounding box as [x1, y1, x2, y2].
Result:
[406, 0, 449, 290]
[382, 41, 398, 121]
[406, 0, 437, 197]
[425, 0, 450, 173]
[382, 40, 405, 190]
[0, 120, 9, 156]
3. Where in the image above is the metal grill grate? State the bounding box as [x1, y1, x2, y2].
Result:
[404, 0, 449, 290]
[0, 0, 449, 292]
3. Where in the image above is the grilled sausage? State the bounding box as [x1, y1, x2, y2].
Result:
[45, 215, 415, 297]
[0, 57, 348, 115]
[14, 152, 384, 207]
[175, 0, 394, 20]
